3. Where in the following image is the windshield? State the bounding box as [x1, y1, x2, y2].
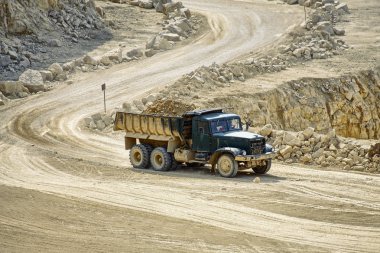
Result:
[211, 118, 242, 133]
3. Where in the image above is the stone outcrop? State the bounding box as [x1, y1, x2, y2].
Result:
[146, 67, 380, 140]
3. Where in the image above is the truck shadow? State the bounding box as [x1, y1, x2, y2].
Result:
[133, 165, 287, 183]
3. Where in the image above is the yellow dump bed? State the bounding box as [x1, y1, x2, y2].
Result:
[113, 112, 184, 141]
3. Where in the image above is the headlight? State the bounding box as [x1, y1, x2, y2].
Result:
[241, 150, 247, 156]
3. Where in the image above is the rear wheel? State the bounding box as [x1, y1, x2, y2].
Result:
[252, 159, 271, 174]
[217, 154, 238, 178]
[130, 144, 150, 169]
[150, 147, 172, 171]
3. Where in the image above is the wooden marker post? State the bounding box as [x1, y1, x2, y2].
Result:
[101, 83, 106, 113]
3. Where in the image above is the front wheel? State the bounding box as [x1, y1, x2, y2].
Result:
[217, 154, 238, 178]
[252, 159, 271, 174]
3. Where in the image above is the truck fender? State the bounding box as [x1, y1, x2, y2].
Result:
[209, 147, 245, 165]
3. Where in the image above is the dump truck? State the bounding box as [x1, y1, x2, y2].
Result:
[114, 109, 276, 178]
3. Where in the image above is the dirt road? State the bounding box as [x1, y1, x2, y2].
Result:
[0, 0, 379, 252]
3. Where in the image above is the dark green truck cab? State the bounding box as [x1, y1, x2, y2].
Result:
[114, 108, 276, 178]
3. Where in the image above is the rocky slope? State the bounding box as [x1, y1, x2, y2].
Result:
[0, 0, 108, 81]
[147, 67, 380, 140]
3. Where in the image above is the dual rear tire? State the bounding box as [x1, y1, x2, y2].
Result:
[129, 144, 173, 171]
[150, 147, 172, 171]
[129, 144, 151, 169]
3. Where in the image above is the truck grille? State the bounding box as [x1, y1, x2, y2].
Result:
[251, 139, 265, 155]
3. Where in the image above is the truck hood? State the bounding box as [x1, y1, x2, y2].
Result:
[213, 131, 263, 140]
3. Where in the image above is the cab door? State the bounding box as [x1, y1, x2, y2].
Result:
[193, 121, 211, 152]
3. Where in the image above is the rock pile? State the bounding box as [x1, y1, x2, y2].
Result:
[83, 113, 115, 131]
[122, 0, 199, 58]
[120, 93, 164, 114]
[279, 0, 350, 61]
[257, 125, 380, 173]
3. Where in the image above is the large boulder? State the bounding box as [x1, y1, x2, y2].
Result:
[166, 24, 186, 37]
[161, 33, 181, 41]
[83, 55, 98, 66]
[157, 36, 172, 50]
[282, 132, 302, 147]
[62, 61, 76, 72]
[180, 8, 191, 19]
[368, 143, 380, 158]
[100, 55, 112, 66]
[18, 69, 45, 92]
[0, 81, 29, 97]
[155, 1, 164, 12]
[163, 2, 183, 15]
[279, 145, 293, 158]
[48, 63, 64, 78]
[302, 127, 315, 140]
[314, 21, 335, 35]
[127, 48, 144, 58]
[174, 18, 192, 33]
[39, 70, 54, 82]
[336, 3, 349, 14]
[258, 124, 273, 137]
[107, 49, 123, 63]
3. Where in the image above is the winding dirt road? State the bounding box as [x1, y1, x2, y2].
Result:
[1, 0, 379, 252]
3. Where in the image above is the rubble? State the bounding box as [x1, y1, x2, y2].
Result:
[83, 113, 115, 131]
[258, 127, 380, 173]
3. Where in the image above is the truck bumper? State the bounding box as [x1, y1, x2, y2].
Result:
[235, 151, 277, 162]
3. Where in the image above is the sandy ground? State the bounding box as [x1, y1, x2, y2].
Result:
[0, 0, 379, 252]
